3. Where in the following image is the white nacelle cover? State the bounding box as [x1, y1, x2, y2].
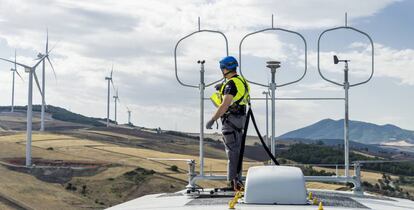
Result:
[244, 166, 307, 204]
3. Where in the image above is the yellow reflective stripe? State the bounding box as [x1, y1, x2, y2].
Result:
[220, 76, 250, 105]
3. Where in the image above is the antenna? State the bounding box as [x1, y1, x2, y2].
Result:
[174, 18, 229, 177]
[345, 12, 348, 27]
[317, 13, 374, 178]
[0, 43, 53, 166]
[198, 17, 200, 31]
[271, 14, 274, 28]
[239, 14, 307, 160]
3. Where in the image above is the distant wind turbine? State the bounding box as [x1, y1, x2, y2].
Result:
[9, 49, 24, 112]
[0, 49, 53, 166]
[36, 30, 57, 131]
[113, 88, 119, 124]
[105, 66, 115, 127]
[127, 106, 132, 125]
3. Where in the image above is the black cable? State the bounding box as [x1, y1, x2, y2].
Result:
[249, 108, 279, 165]
[236, 107, 279, 176]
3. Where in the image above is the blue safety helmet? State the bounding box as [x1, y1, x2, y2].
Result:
[219, 56, 238, 71]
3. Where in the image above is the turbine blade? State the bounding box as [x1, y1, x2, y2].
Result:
[15, 70, 24, 81]
[111, 80, 116, 92]
[47, 56, 57, 80]
[0, 57, 31, 69]
[47, 39, 60, 55]
[46, 29, 49, 52]
[33, 71, 44, 97]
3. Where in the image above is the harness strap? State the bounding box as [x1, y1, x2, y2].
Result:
[233, 76, 249, 106]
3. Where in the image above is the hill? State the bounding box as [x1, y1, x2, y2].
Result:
[278, 119, 414, 144]
[0, 105, 106, 127]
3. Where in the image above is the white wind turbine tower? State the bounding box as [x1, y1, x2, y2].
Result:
[0, 49, 53, 166]
[127, 106, 131, 125]
[9, 49, 24, 112]
[37, 30, 57, 131]
[113, 88, 119, 124]
[105, 66, 115, 127]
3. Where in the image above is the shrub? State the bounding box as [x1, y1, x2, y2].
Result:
[170, 165, 179, 172]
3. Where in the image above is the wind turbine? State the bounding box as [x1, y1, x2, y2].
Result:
[113, 88, 119, 124]
[127, 107, 132, 125]
[0, 50, 51, 166]
[37, 30, 57, 131]
[10, 49, 24, 112]
[105, 66, 115, 127]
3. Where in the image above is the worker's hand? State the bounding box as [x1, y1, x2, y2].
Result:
[206, 119, 215, 129]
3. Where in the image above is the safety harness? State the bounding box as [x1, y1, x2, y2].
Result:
[210, 75, 280, 177]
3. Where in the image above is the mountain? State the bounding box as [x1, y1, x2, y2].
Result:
[278, 119, 414, 144]
[0, 105, 106, 127]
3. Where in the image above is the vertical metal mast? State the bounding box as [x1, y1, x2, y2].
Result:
[239, 15, 307, 163]
[127, 110, 131, 124]
[40, 56, 46, 131]
[26, 67, 33, 166]
[106, 79, 110, 127]
[11, 50, 16, 113]
[113, 90, 118, 124]
[174, 17, 228, 177]
[317, 13, 374, 178]
[344, 61, 350, 177]
[343, 12, 350, 177]
[262, 91, 270, 147]
[198, 60, 205, 176]
[266, 61, 281, 158]
[40, 30, 48, 132]
[11, 70, 15, 112]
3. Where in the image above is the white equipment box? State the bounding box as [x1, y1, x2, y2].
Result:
[244, 166, 307, 204]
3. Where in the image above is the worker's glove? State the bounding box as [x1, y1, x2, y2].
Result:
[215, 83, 224, 91]
[206, 119, 215, 129]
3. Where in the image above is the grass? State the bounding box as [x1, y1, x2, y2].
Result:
[0, 129, 412, 209]
[0, 165, 99, 209]
[31, 139, 107, 148]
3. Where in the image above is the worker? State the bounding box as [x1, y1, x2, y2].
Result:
[206, 56, 250, 190]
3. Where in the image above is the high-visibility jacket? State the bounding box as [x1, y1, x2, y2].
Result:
[210, 75, 250, 107]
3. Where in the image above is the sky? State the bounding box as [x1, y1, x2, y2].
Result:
[0, 0, 413, 136]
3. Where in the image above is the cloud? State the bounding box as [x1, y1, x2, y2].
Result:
[0, 0, 409, 133]
[312, 42, 414, 86]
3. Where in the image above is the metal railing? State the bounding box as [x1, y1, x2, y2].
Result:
[173, 13, 375, 195]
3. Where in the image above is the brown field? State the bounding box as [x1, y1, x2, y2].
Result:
[0, 129, 259, 209]
[0, 113, 413, 209]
